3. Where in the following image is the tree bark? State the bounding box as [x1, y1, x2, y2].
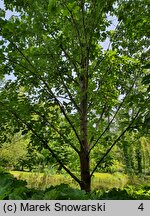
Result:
[79, 146, 91, 192]
[79, 67, 91, 192]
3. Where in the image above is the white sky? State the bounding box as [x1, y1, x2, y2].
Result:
[0, 0, 19, 19]
[0, 0, 4, 9]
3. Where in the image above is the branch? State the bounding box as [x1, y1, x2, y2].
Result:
[59, 71, 81, 113]
[42, 20, 80, 77]
[33, 109, 80, 155]
[81, 0, 87, 45]
[11, 42, 35, 69]
[89, 76, 137, 153]
[90, 110, 141, 178]
[0, 101, 81, 185]
[92, 20, 122, 73]
[63, 1, 83, 54]
[87, 1, 113, 61]
[25, 122, 80, 184]
[89, 105, 106, 145]
[9, 42, 82, 147]
[2, 56, 34, 75]
[59, 43, 80, 75]
[48, 90, 82, 146]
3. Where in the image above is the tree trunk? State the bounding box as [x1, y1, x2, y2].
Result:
[79, 68, 91, 192]
[79, 147, 91, 192]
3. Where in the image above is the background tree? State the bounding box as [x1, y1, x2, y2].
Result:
[0, 0, 149, 192]
[0, 133, 28, 170]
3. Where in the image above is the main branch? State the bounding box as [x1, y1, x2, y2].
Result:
[90, 110, 141, 177]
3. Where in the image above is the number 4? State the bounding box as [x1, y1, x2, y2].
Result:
[138, 203, 144, 211]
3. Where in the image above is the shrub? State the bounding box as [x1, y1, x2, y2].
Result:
[1, 169, 150, 200]
[0, 168, 29, 199]
[98, 185, 150, 200]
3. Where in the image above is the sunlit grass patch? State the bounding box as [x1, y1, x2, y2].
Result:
[92, 172, 128, 190]
[10, 171, 128, 190]
[10, 171, 74, 189]
[10, 171, 150, 191]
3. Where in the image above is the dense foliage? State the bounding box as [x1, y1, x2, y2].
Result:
[1, 132, 150, 175]
[0, 0, 150, 192]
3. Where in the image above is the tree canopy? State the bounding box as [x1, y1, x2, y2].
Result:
[0, 0, 149, 192]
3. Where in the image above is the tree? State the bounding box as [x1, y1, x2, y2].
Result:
[0, 133, 28, 170]
[0, 0, 149, 192]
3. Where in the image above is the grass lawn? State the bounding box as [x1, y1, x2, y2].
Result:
[9, 170, 149, 190]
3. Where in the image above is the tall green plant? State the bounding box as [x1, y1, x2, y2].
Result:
[0, 0, 149, 192]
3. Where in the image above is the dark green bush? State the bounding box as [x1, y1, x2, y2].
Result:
[0, 168, 29, 199]
[43, 184, 89, 200]
[98, 185, 150, 200]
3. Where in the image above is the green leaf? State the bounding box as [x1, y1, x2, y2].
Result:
[142, 74, 150, 85]
[0, 8, 5, 18]
[48, 0, 57, 13]
[22, 130, 28, 135]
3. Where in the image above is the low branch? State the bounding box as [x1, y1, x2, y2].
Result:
[89, 105, 106, 145]
[1, 102, 81, 185]
[90, 110, 141, 178]
[9, 42, 82, 148]
[89, 77, 137, 153]
[33, 109, 80, 155]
